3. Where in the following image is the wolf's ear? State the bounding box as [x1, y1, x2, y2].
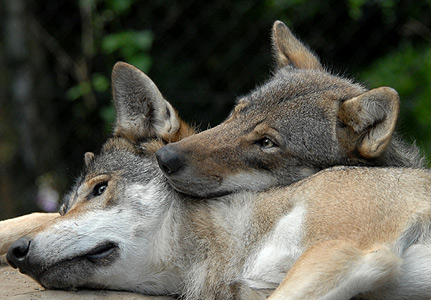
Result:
[84, 152, 95, 167]
[338, 87, 400, 158]
[272, 21, 323, 70]
[111, 62, 193, 142]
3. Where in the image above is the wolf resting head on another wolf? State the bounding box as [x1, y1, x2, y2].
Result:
[6, 58, 431, 300]
[156, 20, 425, 197]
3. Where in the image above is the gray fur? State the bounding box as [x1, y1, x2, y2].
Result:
[156, 22, 426, 197]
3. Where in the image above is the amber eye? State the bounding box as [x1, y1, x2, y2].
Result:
[258, 137, 277, 149]
[93, 182, 108, 197]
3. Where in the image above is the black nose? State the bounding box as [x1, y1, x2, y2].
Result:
[7, 236, 32, 273]
[155, 145, 184, 175]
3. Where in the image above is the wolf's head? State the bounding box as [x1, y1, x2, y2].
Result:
[6, 63, 193, 294]
[156, 21, 424, 197]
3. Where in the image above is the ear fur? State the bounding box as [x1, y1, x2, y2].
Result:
[338, 87, 400, 158]
[272, 20, 323, 70]
[84, 152, 95, 167]
[111, 62, 192, 142]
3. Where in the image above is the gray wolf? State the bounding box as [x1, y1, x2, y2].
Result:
[155, 20, 425, 197]
[5, 62, 431, 300]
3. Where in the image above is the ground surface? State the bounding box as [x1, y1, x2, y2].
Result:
[0, 264, 174, 300]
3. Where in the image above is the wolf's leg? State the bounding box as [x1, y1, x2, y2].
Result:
[0, 212, 58, 255]
[267, 240, 401, 300]
[368, 244, 431, 299]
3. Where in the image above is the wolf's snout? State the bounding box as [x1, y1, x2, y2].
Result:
[156, 145, 184, 175]
[7, 236, 32, 272]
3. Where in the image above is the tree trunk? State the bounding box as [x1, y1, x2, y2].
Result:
[0, 0, 59, 219]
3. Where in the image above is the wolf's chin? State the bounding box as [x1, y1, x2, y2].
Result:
[174, 185, 230, 198]
[164, 177, 228, 197]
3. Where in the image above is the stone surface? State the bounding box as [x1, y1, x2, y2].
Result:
[0, 265, 174, 300]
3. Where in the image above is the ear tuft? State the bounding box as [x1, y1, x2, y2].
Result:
[338, 87, 400, 158]
[272, 20, 323, 70]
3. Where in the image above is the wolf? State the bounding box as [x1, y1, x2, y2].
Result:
[4, 62, 431, 300]
[155, 20, 426, 197]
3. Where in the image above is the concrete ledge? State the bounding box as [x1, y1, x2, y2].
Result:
[0, 265, 175, 300]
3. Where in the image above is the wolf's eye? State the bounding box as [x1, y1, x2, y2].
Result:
[93, 182, 108, 197]
[258, 137, 277, 149]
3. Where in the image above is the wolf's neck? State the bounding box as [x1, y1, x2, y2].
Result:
[385, 135, 426, 167]
[176, 194, 265, 299]
[368, 135, 426, 168]
[140, 190, 187, 295]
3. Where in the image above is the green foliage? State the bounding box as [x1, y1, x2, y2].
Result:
[348, 0, 367, 19]
[348, 0, 397, 21]
[266, 0, 307, 9]
[96, 23, 154, 128]
[66, 81, 91, 101]
[92, 73, 110, 92]
[66, 73, 109, 101]
[359, 44, 431, 164]
[105, 0, 134, 14]
[99, 105, 116, 132]
[101, 30, 154, 72]
[66, 0, 153, 134]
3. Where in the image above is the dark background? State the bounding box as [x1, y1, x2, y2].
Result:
[1, 0, 430, 219]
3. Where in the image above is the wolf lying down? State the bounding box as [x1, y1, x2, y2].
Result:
[156, 21, 425, 198]
[5, 61, 431, 300]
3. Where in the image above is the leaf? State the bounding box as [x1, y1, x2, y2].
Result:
[66, 81, 92, 101]
[105, 0, 134, 14]
[129, 56, 152, 73]
[92, 74, 110, 92]
[99, 105, 116, 133]
[101, 30, 154, 55]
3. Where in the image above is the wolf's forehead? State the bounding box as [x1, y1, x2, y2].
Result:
[61, 149, 158, 213]
[247, 70, 363, 106]
[90, 150, 156, 177]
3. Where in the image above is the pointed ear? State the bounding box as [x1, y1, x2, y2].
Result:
[111, 62, 193, 142]
[84, 152, 95, 167]
[272, 21, 323, 70]
[338, 87, 400, 158]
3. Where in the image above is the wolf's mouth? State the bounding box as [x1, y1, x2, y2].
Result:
[11, 241, 120, 289]
[85, 242, 118, 261]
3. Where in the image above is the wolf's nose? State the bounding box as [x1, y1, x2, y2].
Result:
[156, 145, 184, 175]
[7, 236, 32, 273]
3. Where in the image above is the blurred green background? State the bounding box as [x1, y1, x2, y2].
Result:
[0, 0, 430, 219]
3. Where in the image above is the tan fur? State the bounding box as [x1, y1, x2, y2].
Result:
[144, 139, 167, 154]
[269, 241, 401, 300]
[0, 213, 58, 254]
[261, 167, 431, 299]
[162, 117, 196, 143]
[175, 167, 431, 299]
[252, 188, 297, 236]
